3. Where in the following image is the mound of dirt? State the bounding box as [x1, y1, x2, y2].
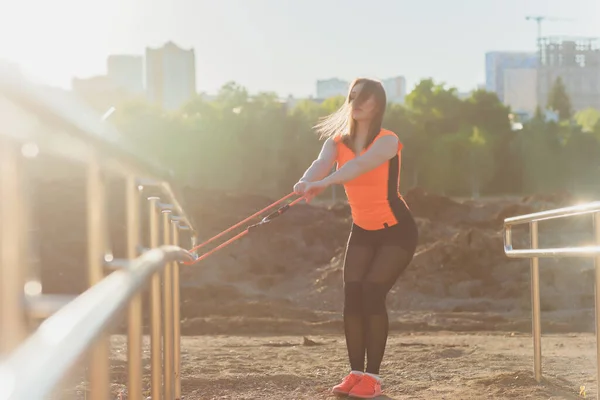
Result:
[404, 187, 471, 224]
[180, 187, 598, 331]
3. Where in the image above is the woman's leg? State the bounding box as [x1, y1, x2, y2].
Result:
[362, 246, 414, 375]
[342, 226, 376, 372]
[332, 226, 376, 395]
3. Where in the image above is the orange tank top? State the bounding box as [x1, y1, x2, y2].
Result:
[334, 129, 408, 230]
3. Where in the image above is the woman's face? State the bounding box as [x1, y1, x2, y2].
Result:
[350, 83, 377, 121]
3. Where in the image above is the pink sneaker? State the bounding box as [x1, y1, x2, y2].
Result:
[332, 372, 363, 395]
[348, 374, 382, 398]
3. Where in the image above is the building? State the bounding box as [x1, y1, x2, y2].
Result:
[485, 51, 537, 102]
[537, 36, 600, 112]
[71, 75, 123, 112]
[382, 76, 407, 104]
[72, 75, 115, 93]
[503, 68, 538, 116]
[107, 55, 144, 94]
[316, 76, 407, 103]
[146, 41, 196, 110]
[316, 78, 348, 99]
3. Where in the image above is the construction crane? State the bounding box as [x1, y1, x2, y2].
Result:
[525, 15, 574, 45]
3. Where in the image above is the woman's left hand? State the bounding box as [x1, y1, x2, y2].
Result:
[300, 180, 329, 203]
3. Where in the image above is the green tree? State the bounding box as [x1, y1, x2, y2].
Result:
[463, 89, 517, 195]
[547, 76, 573, 121]
[575, 107, 600, 133]
[559, 124, 600, 194]
[108, 78, 600, 200]
[466, 126, 495, 198]
[512, 116, 562, 194]
[112, 99, 185, 174]
[383, 103, 417, 190]
[425, 126, 494, 196]
[403, 79, 466, 189]
[320, 96, 346, 113]
[463, 89, 511, 135]
[405, 79, 466, 136]
[238, 92, 289, 195]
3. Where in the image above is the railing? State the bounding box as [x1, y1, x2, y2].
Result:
[0, 64, 197, 400]
[504, 201, 600, 396]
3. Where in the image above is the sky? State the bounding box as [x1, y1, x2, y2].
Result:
[0, 0, 598, 98]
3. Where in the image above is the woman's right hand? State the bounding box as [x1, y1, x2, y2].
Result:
[293, 180, 309, 195]
[294, 180, 325, 203]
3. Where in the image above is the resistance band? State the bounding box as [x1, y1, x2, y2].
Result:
[183, 192, 304, 265]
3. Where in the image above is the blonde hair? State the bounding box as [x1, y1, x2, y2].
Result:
[314, 101, 353, 141]
[314, 78, 387, 147]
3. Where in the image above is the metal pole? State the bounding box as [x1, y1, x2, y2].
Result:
[190, 235, 198, 258]
[87, 152, 110, 400]
[594, 212, 600, 398]
[530, 220, 542, 382]
[148, 197, 163, 400]
[127, 175, 142, 400]
[504, 225, 513, 250]
[0, 139, 28, 353]
[162, 208, 175, 400]
[171, 223, 182, 399]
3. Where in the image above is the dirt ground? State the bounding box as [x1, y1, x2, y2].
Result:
[171, 332, 596, 400]
[60, 331, 596, 400]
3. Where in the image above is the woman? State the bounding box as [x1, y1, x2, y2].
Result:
[294, 78, 418, 399]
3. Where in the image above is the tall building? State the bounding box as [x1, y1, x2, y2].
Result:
[485, 51, 537, 102]
[537, 36, 600, 112]
[146, 42, 196, 110]
[107, 55, 143, 94]
[72, 53, 148, 112]
[381, 76, 407, 104]
[503, 68, 538, 115]
[316, 78, 349, 99]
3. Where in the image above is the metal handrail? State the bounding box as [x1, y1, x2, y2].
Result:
[0, 246, 192, 400]
[504, 201, 600, 256]
[503, 201, 600, 225]
[0, 63, 198, 400]
[503, 201, 600, 399]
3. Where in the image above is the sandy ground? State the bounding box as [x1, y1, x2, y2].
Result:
[171, 333, 596, 400]
[59, 330, 596, 400]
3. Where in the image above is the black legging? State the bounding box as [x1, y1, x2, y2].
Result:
[342, 215, 418, 375]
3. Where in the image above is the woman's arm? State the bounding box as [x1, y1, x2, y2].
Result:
[321, 135, 399, 186]
[298, 137, 338, 182]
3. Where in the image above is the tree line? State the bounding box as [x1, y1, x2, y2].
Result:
[110, 77, 600, 200]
